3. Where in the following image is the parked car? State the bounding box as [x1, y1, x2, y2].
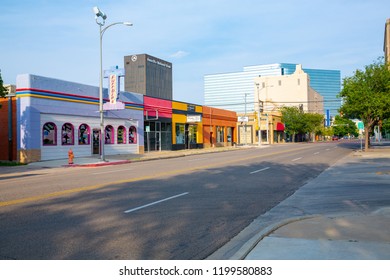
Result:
[332, 136, 339, 141]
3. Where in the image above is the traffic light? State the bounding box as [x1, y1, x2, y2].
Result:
[259, 101, 264, 113]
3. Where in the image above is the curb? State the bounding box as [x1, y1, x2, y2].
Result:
[231, 215, 319, 260]
[62, 160, 131, 168]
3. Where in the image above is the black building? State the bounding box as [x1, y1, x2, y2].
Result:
[124, 54, 172, 100]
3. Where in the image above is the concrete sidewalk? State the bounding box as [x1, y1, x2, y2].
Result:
[0, 146, 253, 175]
[235, 147, 390, 260]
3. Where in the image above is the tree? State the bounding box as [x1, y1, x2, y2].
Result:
[0, 70, 9, 109]
[303, 113, 324, 141]
[280, 106, 324, 142]
[280, 106, 304, 142]
[0, 70, 8, 98]
[333, 116, 359, 138]
[382, 118, 390, 138]
[339, 58, 390, 151]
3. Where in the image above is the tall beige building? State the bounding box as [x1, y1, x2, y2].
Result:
[254, 64, 324, 115]
[385, 18, 390, 64]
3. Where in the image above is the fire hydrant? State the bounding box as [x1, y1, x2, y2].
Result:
[68, 148, 74, 164]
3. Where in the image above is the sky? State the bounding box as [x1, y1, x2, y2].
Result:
[1, 0, 389, 105]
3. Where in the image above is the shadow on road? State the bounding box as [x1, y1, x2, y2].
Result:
[0, 158, 332, 260]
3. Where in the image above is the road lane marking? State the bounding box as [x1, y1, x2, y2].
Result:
[124, 192, 189, 214]
[292, 157, 303, 162]
[0, 146, 310, 208]
[314, 152, 320, 155]
[250, 167, 270, 174]
[326, 148, 330, 151]
[187, 158, 207, 162]
[92, 168, 133, 175]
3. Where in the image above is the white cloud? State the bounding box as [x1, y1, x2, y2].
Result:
[170, 51, 190, 59]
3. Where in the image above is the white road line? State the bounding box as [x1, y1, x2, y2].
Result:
[92, 168, 133, 175]
[124, 192, 189, 214]
[292, 157, 303, 162]
[250, 167, 270, 174]
[187, 158, 207, 162]
[326, 148, 330, 151]
[314, 152, 320, 155]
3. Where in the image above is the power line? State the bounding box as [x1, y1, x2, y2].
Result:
[206, 99, 341, 107]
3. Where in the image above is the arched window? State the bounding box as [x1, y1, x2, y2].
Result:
[78, 123, 90, 145]
[105, 125, 114, 144]
[42, 122, 57, 145]
[129, 126, 137, 144]
[62, 123, 74, 145]
[117, 126, 126, 144]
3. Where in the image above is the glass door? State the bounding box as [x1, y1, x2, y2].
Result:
[92, 129, 100, 154]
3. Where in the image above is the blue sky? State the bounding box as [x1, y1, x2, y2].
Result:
[1, 0, 389, 105]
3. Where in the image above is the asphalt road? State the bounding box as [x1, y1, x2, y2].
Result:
[0, 142, 357, 259]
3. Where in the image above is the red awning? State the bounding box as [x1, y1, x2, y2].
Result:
[276, 122, 285, 131]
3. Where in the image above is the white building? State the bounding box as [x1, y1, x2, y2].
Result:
[254, 65, 324, 115]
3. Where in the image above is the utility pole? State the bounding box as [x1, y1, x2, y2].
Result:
[244, 93, 248, 146]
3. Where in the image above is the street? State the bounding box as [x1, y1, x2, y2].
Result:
[0, 142, 356, 259]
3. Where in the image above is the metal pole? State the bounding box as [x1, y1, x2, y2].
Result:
[266, 113, 269, 144]
[244, 93, 247, 146]
[94, 7, 131, 161]
[258, 105, 261, 146]
[8, 95, 13, 161]
[99, 24, 105, 162]
[255, 83, 262, 147]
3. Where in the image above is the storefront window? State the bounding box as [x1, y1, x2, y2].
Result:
[42, 122, 57, 145]
[189, 125, 197, 144]
[78, 123, 90, 145]
[129, 126, 137, 144]
[105, 125, 114, 144]
[62, 123, 74, 145]
[175, 124, 185, 144]
[217, 126, 225, 143]
[117, 126, 126, 144]
[227, 127, 232, 143]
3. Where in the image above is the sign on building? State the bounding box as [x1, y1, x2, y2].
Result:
[187, 115, 202, 123]
[238, 116, 249, 123]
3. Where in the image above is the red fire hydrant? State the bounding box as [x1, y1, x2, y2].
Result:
[68, 148, 74, 164]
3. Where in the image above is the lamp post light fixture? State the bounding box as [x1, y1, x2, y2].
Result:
[93, 6, 132, 161]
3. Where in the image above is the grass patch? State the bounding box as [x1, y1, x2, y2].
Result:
[0, 161, 26, 166]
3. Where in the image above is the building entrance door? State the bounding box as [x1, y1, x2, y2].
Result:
[155, 122, 161, 151]
[92, 129, 100, 155]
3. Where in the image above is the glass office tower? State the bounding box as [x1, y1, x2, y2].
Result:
[204, 63, 341, 117]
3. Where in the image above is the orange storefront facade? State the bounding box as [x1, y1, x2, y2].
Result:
[202, 106, 237, 148]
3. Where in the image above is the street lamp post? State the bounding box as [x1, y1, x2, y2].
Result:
[255, 83, 263, 146]
[244, 93, 248, 146]
[93, 7, 132, 161]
